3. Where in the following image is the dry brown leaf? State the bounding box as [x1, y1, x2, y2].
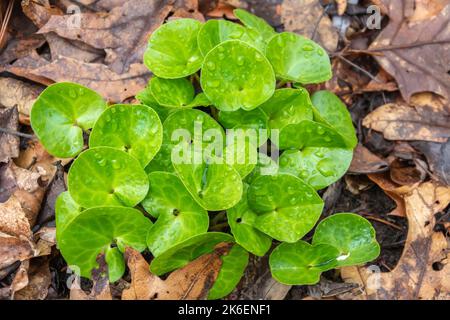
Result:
[45, 33, 104, 64]
[12, 258, 51, 300]
[369, 0, 450, 101]
[368, 172, 408, 217]
[8, 54, 150, 102]
[207, 0, 236, 19]
[22, 0, 63, 28]
[341, 181, 450, 299]
[362, 93, 450, 143]
[412, 139, 450, 185]
[348, 144, 389, 174]
[38, 0, 174, 74]
[0, 34, 45, 66]
[0, 107, 19, 163]
[281, 0, 338, 52]
[336, 0, 347, 15]
[70, 255, 112, 300]
[0, 77, 43, 125]
[122, 245, 229, 300]
[0, 195, 33, 239]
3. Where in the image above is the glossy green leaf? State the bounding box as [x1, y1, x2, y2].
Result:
[105, 246, 126, 282]
[266, 32, 331, 84]
[150, 77, 194, 108]
[89, 104, 163, 167]
[30, 82, 107, 158]
[173, 160, 243, 211]
[278, 120, 349, 150]
[149, 232, 234, 276]
[67, 147, 149, 208]
[227, 185, 272, 256]
[58, 206, 152, 279]
[200, 40, 275, 111]
[312, 213, 380, 266]
[55, 191, 82, 242]
[233, 9, 276, 45]
[197, 19, 262, 56]
[247, 174, 323, 242]
[135, 85, 175, 122]
[223, 137, 258, 178]
[218, 108, 269, 146]
[144, 18, 203, 78]
[144, 143, 174, 174]
[244, 153, 279, 185]
[269, 240, 339, 285]
[143, 172, 209, 256]
[279, 147, 353, 190]
[260, 88, 313, 129]
[311, 90, 357, 148]
[207, 245, 249, 300]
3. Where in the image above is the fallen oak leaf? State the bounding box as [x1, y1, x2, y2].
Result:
[368, 0, 450, 101]
[8, 54, 151, 102]
[348, 144, 389, 174]
[0, 77, 44, 125]
[367, 172, 408, 217]
[340, 181, 450, 300]
[281, 0, 338, 52]
[412, 139, 450, 185]
[122, 244, 230, 300]
[21, 0, 63, 28]
[38, 0, 174, 73]
[0, 106, 20, 162]
[0, 34, 45, 65]
[362, 93, 450, 143]
[10, 257, 51, 300]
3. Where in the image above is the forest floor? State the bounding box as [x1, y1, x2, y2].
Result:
[0, 0, 449, 300]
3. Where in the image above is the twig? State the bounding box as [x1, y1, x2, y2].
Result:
[335, 54, 382, 83]
[0, 127, 36, 139]
[361, 213, 403, 231]
[311, 4, 331, 42]
[0, 0, 14, 49]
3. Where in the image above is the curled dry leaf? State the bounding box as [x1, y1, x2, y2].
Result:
[8, 54, 150, 102]
[122, 245, 230, 300]
[363, 93, 450, 143]
[412, 139, 450, 185]
[37, 0, 174, 74]
[367, 172, 408, 217]
[348, 144, 389, 174]
[12, 258, 51, 300]
[281, 0, 338, 52]
[0, 107, 19, 163]
[0, 78, 43, 125]
[340, 181, 450, 300]
[368, 0, 450, 101]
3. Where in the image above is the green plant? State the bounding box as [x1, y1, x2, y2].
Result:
[31, 9, 380, 299]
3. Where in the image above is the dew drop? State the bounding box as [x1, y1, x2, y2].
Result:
[98, 158, 106, 167]
[68, 89, 77, 99]
[324, 136, 331, 142]
[111, 160, 121, 169]
[207, 80, 220, 88]
[317, 159, 335, 177]
[302, 44, 314, 51]
[317, 49, 325, 56]
[237, 56, 245, 66]
[218, 53, 225, 60]
[289, 197, 297, 205]
[314, 150, 324, 158]
[254, 53, 263, 61]
[287, 186, 296, 194]
[111, 108, 116, 114]
[317, 127, 325, 135]
[206, 61, 216, 70]
[218, 46, 225, 53]
[300, 170, 309, 178]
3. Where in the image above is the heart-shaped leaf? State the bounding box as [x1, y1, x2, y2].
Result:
[197, 19, 262, 56]
[174, 160, 243, 211]
[136, 85, 175, 122]
[223, 137, 258, 178]
[58, 206, 152, 279]
[266, 32, 331, 84]
[143, 171, 209, 256]
[218, 108, 269, 146]
[227, 184, 272, 256]
[233, 9, 276, 45]
[200, 40, 275, 111]
[144, 18, 203, 79]
[55, 191, 82, 242]
[312, 213, 380, 266]
[278, 120, 349, 150]
[207, 244, 249, 300]
[279, 147, 353, 190]
[149, 77, 210, 108]
[149, 232, 234, 276]
[247, 174, 323, 242]
[311, 90, 357, 148]
[105, 246, 126, 283]
[89, 104, 163, 167]
[145, 144, 175, 174]
[68, 147, 149, 208]
[244, 153, 279, 184]
[269, 240, 339, 285]
[30, 82, 107, 158]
